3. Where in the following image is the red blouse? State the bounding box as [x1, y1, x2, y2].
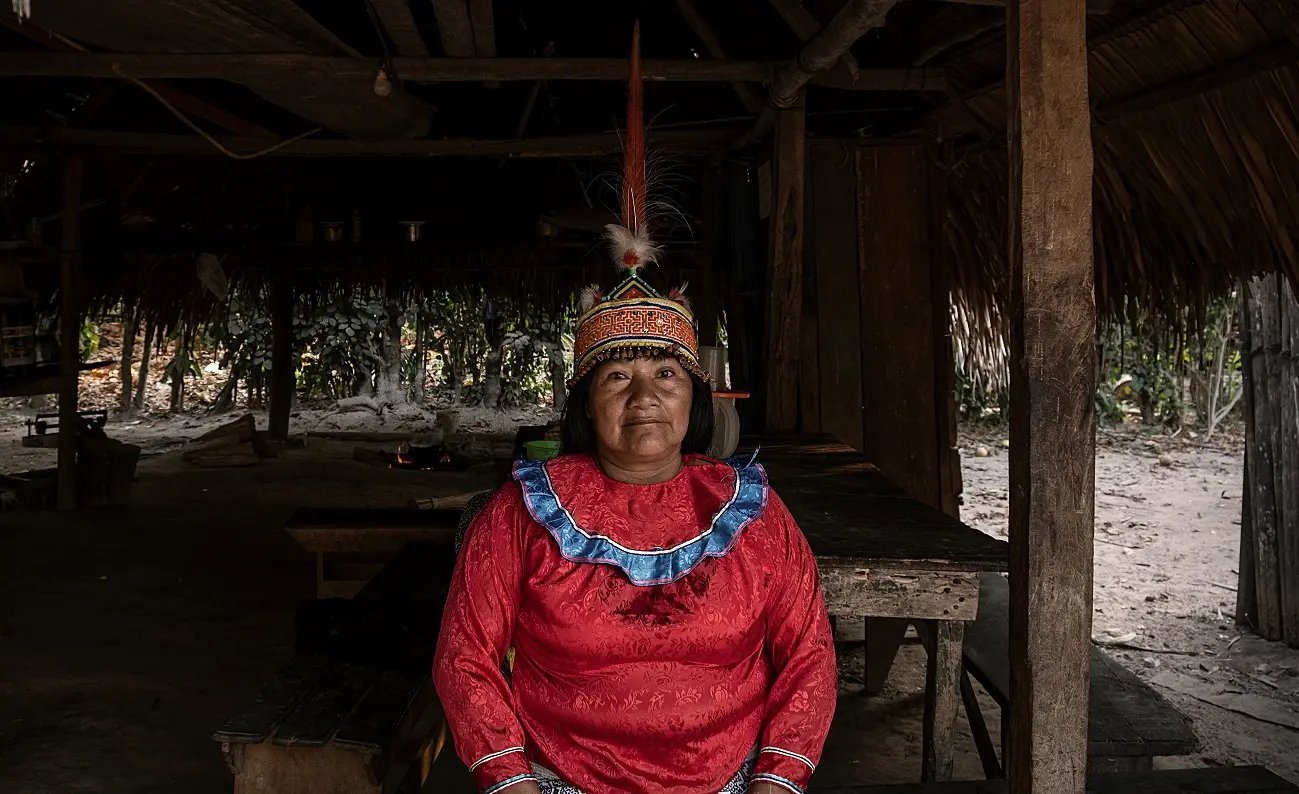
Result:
[433, 453, 837, 794]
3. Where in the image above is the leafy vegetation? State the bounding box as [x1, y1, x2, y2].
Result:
[956, 294, 1243, 430]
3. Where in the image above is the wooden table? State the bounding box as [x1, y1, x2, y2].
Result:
[284, 508, 460, 598]
[748, 435, 1009, 784]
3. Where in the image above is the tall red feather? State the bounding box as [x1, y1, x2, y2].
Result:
[621, 22, 646, 258]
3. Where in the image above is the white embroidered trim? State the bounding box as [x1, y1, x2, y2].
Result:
[759, 747, 816, 772]
[483, 773, 538, 794]
[750, 772, 804, 794]
[470, 747, 526, 772]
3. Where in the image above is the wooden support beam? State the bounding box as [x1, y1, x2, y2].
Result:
[57, 155, 82, 511]
[1005, 1, 1095, 794]
[764, 92, 806, 432]
[0, 125, 737, 157]
[371, 0, 430, 56]
[468, 0, 496, 57]
[429, 0, 478, 58]
[916, 0, 1204, 132]
[735, 0, 903, 149]
[765, 0, 862, 77]
[0, 53, 945, 91]
[670, 0, 765, 113]
[939, 0, 1114, 10]
[0, 19, 274, 138]
[467, 0, 498, 88]
[1095, 39, 1299, 123]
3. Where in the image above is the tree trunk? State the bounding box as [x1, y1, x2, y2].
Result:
[120, 309, 140, 414]
[412, 308, 426, 406]
[482, 299, 504, 410]
[212, 370, 238, 413]
[375, 301, 405, 406]
[169, 359, 184, 413]
[546, 341, 566, 407]
[134, 319, 156, 411]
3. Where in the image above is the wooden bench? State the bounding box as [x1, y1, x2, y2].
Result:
[285, 507, 459, 598]
[811, 765, 1299, 793]
[961, 573, 1197, 778]
[214, 539, 454, 794]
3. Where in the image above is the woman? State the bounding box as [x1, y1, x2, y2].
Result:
[432, 24, 837, 794]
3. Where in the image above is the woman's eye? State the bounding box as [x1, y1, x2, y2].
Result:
[658, 368, 676, 378]
[607, 371, 628, 380]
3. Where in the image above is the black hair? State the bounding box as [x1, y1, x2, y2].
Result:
[560, 361, 715, 456]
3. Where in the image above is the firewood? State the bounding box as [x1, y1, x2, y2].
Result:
[195, 413, 257, 446]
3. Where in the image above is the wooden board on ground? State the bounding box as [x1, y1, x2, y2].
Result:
[962, 572, 1196, 768]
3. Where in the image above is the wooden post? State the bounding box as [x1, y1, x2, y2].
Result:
[268, 274, 294, 441]
[764, 90, 806, 432]
[1006, 0, 1095, 791]
[57, 155, 82, 511]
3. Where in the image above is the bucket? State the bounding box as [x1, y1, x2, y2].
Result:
[523, 440, 562, 460]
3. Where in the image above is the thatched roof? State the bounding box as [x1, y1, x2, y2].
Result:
[919, 0, 1299, 376]
[2, 0, 1298, 359]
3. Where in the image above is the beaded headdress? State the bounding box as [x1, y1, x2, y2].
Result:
[568, 22, 708, 389]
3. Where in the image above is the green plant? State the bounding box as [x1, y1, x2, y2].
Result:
[79, 320, 100, 361]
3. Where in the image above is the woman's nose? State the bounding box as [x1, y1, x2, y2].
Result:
[626, 375, 659, 405]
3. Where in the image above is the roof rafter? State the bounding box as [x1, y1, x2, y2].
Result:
[669, 0, 765, 113]
[370, 0, 430, 56]
[0, 124, 739, 157]
[765, 0, 861, 79]
[0, 18, 276, 138]
[0, 53, 946, 91]
[428, 0, 476, 57]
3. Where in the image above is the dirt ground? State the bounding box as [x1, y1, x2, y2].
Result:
[0, 403, 1296, 792]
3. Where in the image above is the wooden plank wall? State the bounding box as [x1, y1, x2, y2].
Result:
[801, 140, 957, 514]
[1238, 274, 1299, 648]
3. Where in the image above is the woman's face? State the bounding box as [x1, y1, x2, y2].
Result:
[588, 355, 693, 466]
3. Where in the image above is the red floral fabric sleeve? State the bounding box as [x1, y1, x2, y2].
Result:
[752, 491, 839, 793]
[433, 486, 535, 794]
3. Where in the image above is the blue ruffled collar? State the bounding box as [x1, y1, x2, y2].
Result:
[512, 453, 768, 586]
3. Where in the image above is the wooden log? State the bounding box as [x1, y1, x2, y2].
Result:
[764, 92, 806, 432]
[734, 0, 903, 149]
[1248, 276, 1283, 642]
[765, 0, 861, 77]
[57, 155, 82, 511]
[0, 53, 945, 90]
[1006, 0, 1095, 792]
